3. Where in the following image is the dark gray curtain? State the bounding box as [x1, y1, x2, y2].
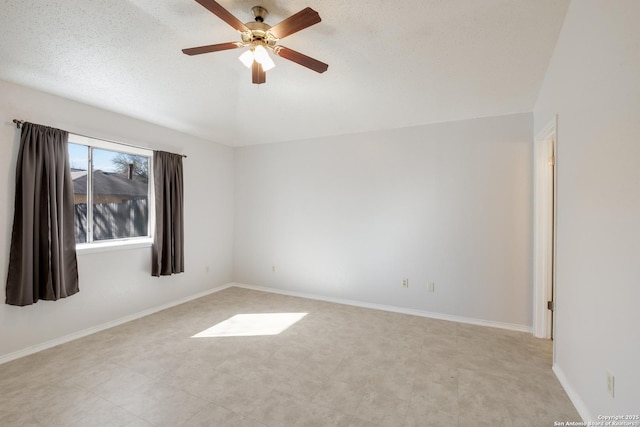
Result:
[152, 151, 184, 276]
[6, 123, 79, 306]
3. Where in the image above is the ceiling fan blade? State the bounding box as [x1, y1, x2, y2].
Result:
[268, 7, 321, 39]
[273, 46, 328, 73]
[182, 42, 242, 56]
[252, 61, 266, 84]
[195, 0, 249, 33]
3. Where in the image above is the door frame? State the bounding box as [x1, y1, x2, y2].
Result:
[533, 116, 557, 340]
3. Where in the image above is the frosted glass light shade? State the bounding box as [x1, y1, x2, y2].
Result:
[254, 45, 276, 71]
[239, 50, 254, 68]
[238, 45, 276, 71]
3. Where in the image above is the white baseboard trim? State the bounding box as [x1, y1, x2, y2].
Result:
[552, 364, 592, 422]
[0, 282, 235, 366]
[1, 281, 532, 365]
[231, 283, 532, 333]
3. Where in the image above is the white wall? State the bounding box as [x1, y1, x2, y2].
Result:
[0, 80, 235, 360]
[534, 1, 640, 418]
[234, 113, 533, 328]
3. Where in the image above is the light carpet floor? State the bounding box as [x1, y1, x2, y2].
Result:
[0, 286, 580, 426]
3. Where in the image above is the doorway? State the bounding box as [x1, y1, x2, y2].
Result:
[533, 117, 557, 342]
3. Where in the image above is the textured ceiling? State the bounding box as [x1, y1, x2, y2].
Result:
[0, 0, 570, 146]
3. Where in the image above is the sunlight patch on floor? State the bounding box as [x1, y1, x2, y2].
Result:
[191, 313, 308, 338]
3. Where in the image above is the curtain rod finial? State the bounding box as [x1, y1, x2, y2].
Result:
[12, 119, 24, 129]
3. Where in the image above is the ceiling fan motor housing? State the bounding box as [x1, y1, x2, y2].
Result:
[242, 21, 277, 47]
[241, 7, 278, 48]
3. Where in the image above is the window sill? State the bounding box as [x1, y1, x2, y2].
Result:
[76, 238, 153, 255]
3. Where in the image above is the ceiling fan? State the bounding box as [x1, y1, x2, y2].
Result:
[183, 0, 328, 84]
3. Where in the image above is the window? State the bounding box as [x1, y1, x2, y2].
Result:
[67, 134, 152, 245]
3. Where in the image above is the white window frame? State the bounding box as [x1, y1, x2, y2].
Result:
[69, 134, 154, 253]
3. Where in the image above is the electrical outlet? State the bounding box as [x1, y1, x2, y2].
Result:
[402, 278, 409, 288]
[606, 370, 615, 398]
[428, 282, 435, 292]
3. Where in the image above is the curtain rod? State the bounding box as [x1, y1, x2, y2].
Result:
[12, 119, 187, 158]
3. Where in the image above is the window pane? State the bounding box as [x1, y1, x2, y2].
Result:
[91, 148, 149, 241]
[68, 142, 89, 243]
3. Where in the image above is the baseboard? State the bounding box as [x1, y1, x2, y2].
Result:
[1, 281, 532, 365]
[552, 364, 592, 422]
[0, 282, 235, 365]
[231, 282, 532, 333]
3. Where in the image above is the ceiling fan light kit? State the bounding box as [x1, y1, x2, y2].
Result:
[183, 0, 329, 84]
